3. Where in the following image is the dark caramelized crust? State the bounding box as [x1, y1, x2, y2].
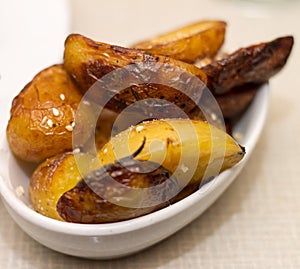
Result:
[57, 158, 179, 223]
[201, 36, 294, 94]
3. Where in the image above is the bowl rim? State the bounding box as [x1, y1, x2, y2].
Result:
[0, 83, 269, 236]
[0, 164, 237, 235]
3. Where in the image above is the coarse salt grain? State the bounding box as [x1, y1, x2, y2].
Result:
[211, 113, 217, 121]
[47, 119, 53, 127]
[73, 148, 81, 153]
[52, 108, 60, 116]
[59, 93, 65, 100]
[41, 116, 48, 125]
[180, 164, 189, 173]
[233, 132, 243, 141]
[15, 185, 25, 197]
[136, 126, 144, 132]
[65, 125, 73, 131]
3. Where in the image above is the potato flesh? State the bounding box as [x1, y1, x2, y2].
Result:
[132, 21, 226, 63]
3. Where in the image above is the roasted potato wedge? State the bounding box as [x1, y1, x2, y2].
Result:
[6, 65, 94, 163]
[201, 36, 294, 94]
[63, 34, 207, 115]
[29, 119, 245, 223]
[98, 119, 245, 186]
[132, 20, 226, 63]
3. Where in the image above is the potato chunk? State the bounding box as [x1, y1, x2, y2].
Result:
[6, 65, 92, 162]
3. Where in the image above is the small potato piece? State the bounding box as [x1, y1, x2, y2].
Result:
[202, 36, 294, 94]
[63, 34, 207, 115]
[132, 20, 226, 63]
[6, 65, 92, 162]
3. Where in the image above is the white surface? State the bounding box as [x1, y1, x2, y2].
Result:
[1, 0, 300, 267]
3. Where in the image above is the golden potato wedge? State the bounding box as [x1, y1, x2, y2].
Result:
[6, 65, 94, 162]
[63, 34, 207, 115]
[201, 36, 294, 94]
[132, 20, 226, 63]
[29, 119, 244, 223]
[98, 119, 245, 186]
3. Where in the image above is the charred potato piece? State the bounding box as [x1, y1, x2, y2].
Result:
[63, 34, 207, 115]
[216, 83, 260, 119]
[57, 150, 179, 223]
[6, 65, 93, 163]
[201, 36, 294, 94]
[30, 119, 244, 222]
[132, 20, 226, 63]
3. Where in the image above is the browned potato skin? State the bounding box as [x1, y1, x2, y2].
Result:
[201, 36, 294, 94]
[6, 65, 93, 163]
[63, 34, 207, 115]
[132, 21, 226, 63]
[216, 84, 260, 119]
[57, 158, 179, 224]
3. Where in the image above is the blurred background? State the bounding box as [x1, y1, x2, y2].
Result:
[1, 0, 300, 268]
[70, 0, 299, 49]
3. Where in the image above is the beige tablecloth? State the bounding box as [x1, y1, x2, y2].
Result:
[1, 0, 300, 268]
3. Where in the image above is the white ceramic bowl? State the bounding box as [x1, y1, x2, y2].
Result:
[0, 83, 269, 259]
[0, 0, 269, 259]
